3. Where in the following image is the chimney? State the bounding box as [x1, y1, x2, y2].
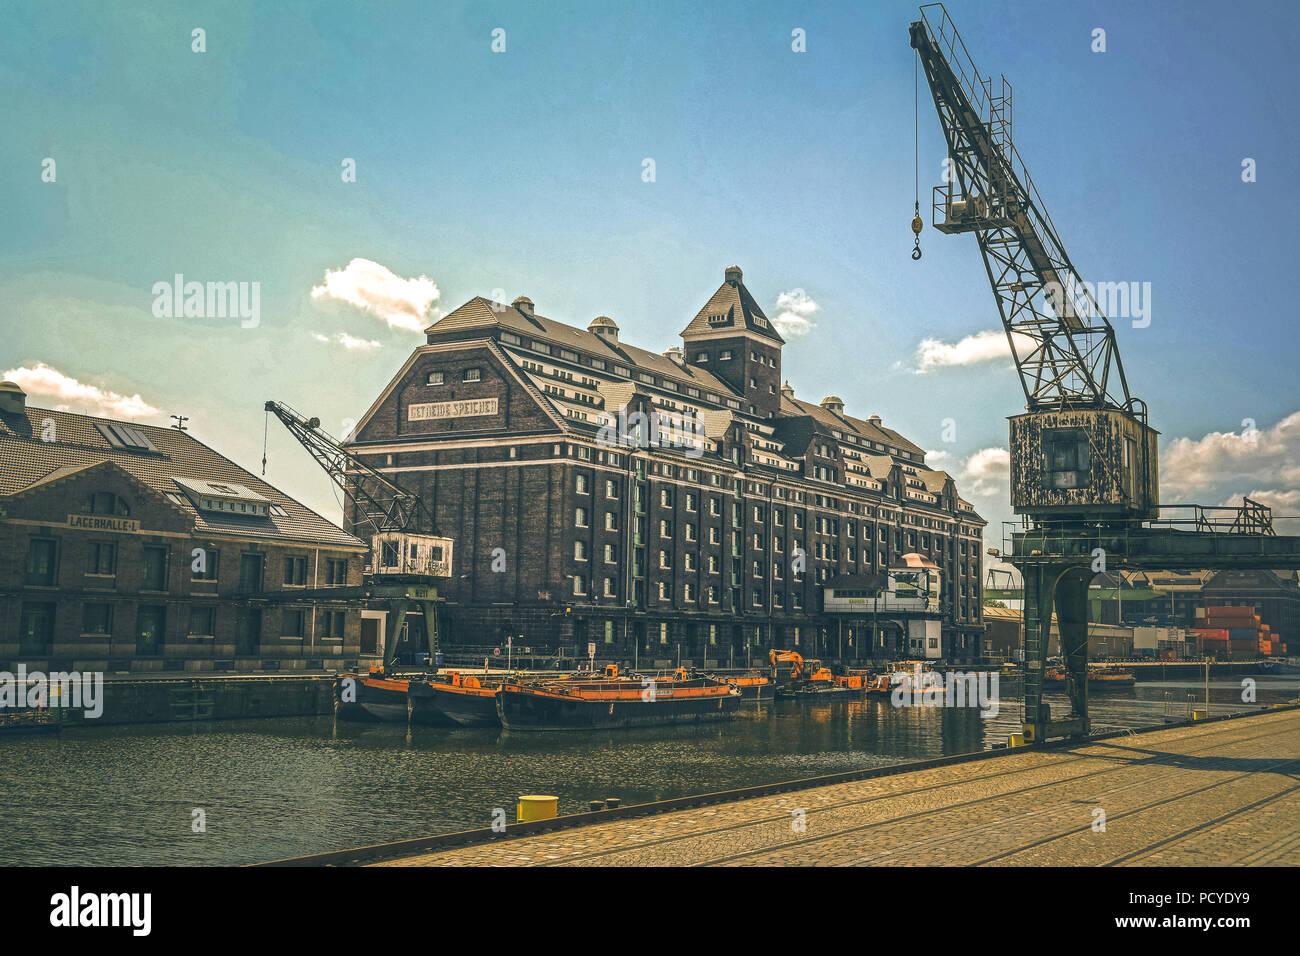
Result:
[820, 396, 845, 414]
[724, 265, 743, 286]
[512, 296, 535, 317]
[780, 381, 795, 399]
[0, 381, 26, 416]
[588, 315, 619, 344]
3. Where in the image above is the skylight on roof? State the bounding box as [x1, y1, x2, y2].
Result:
[94, 421, 158, 452]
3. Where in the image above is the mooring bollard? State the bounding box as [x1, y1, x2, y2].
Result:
[589, 800, 604, 812]
[517, 795, 558, 822]
[604, 797, 620, 809]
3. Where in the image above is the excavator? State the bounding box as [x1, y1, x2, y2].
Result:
[769, 650, 836, 694]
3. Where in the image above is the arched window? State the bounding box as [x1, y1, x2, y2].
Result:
[87, 492, 129, 516]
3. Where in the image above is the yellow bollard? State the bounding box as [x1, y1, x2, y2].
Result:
[1192, 710, 1208, 721]
[517, 795, 558, 823]
[1008, 733, 1025, 748]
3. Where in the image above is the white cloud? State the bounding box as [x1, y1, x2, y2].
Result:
[913, 328, 1034, 372]
[310, 258, 441, 333]
[3, 363, 159, 420]
[772, 288, 819, 338]
[959, 446, 1011, 498]
[1161, 411, 1300, 497]
[312, 331, 382, 352]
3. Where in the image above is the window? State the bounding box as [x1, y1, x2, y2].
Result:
[694, 352, 708, 363]
[684, 522, 696, 541]
[326, 558, 348, 585]
[82, 603, 113, 635]
[605, 478, 620, 498]
[659, 550, 671, 569]
[660, 623, 669, 644]
[19, 602, 56, 656]
[284, 556, 308, 587]
[323, 611, 346, 639]
[189, 605, 216, 637]
[281, 609, 305, 638]
[604, 543, 616, 564]
[87, 491, 129, 516]
[604, 512, 618, 531]
[192, 548, 219, 581]
[574, 541, 588, 561]
[719, 350, 733, 361]
[684, 552, 696, 571]
[660, 519, 672, 538]
[575, 507, 588, 527]
[1043, 428, 1091, 490]
[426, 371, 445, 386]
[573, 574, 587, 595]
[684, 583, 696, 602]
[660, 488, 673, 507]
[603, 577, 616, 598]
[576, 474, 590, 494]
[87, 542, 117, 575]
[25, 539, 58, 586]
[604, 619, 615, 643]
[142, 546, 168, 590]
[462, 368, 481, 382]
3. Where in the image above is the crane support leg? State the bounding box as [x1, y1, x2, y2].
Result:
[1019, 561, 1091, 741]
[419, 601, 440, 657]
[385, 599, 411, 669]
[1056, 569, 1091, 733]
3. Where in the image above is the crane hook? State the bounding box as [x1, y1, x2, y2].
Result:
[911, 202, 923, 260]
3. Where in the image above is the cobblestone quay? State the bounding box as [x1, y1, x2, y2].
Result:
[374, 708, 1300, 867]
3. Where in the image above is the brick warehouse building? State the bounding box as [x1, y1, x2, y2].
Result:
[346, 266, 986, 665]
[0, 382, 368, 673]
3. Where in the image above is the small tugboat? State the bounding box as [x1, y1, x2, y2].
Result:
[496, 666, 740, 731]
[1043, 665, 1136, 690]
[408, 671, 501, 727]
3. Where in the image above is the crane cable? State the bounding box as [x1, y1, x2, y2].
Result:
[261, 408, 268, 475]
[911, 50, 923, 260]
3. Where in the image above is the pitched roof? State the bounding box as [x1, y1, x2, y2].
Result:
[426, 297, 740, 398]
[680, 266, 785, 344]
[0, 405, 365, 549]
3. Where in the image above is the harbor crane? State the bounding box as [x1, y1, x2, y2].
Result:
[909, 3, 1300, 740]
[264, 400, 453, 667]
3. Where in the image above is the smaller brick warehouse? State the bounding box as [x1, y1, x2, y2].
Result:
[0, 381, 368, 674]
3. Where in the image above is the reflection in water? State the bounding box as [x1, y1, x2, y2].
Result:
[1, 677, 1293, 866]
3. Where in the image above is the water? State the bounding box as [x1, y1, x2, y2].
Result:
[2, 677, 1294, 865]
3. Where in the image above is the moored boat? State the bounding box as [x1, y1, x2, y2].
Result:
[408, 671, 501, 727]
[1043, 665, 1136, 689]
[724, 673, 774, 700]
[336, 670, 414, 723]
[496, 668, 740, 731]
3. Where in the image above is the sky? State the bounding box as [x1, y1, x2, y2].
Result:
[3, 0, 1298, 579]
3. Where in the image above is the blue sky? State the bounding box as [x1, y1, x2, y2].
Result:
[3, 0, 1298, 559]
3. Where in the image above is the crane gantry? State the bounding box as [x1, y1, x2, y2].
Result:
[909, 3, 1300, 741]
[264, 400, 453, 667]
